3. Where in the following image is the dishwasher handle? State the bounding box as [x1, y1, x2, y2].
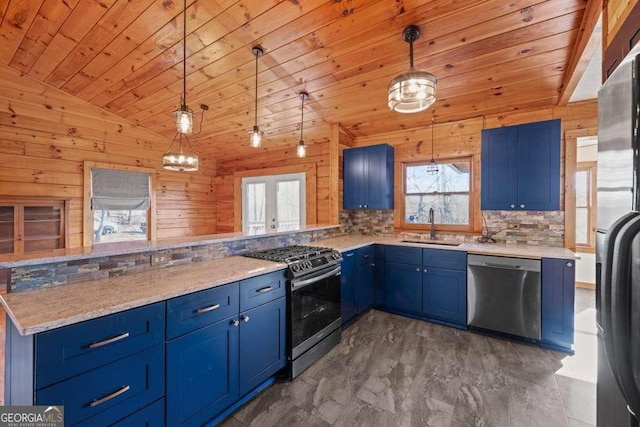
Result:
[467, 254, 541, 272]
[483, 262, 522, 270]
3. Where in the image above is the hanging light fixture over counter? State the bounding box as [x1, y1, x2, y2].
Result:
[248, 45, 264, 148]
[297, 91, 309, 158]
[388, 25, 437, 114]
[163, 0, 200, 172]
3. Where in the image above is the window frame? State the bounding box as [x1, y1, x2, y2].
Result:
[83, 162, 156, 247]
[399, 156, 474, 233]
[575, 161, 597, 253]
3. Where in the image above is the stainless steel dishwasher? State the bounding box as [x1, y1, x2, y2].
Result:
[467, 254, 541, 340]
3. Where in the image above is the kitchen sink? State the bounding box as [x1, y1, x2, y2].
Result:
[400, 240, 461, 247]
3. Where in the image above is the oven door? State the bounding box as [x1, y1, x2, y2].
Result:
[289, 265, 342, 359]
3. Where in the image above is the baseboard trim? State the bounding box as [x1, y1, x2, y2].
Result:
[576, 281, 595, 289]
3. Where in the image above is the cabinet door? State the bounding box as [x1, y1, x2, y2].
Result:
[517, 120, 561, 210]
[541, 258, 575, 352]
[423, 268, 467, 325]
[111, 399, 164, 427]
[373, 245, 385, 306]
[166, 319, 239, 426]
[356, 261, 374, 314]
[383, 262, 422, 314]
[239, 297, 286, 396]
[365, 145, 394, 209]
[343, 148, 365, 209]
[340, 250, 358, 323]
[481, 126, 518, 210]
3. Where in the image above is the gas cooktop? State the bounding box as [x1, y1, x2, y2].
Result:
[243, 245, 342, 278]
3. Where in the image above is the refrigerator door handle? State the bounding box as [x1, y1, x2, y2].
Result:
[611, 214, 640, 417]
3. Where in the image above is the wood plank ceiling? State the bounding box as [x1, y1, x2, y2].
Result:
[0, 0, 588, 159]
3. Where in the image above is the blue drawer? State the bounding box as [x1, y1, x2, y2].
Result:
[109, 399, 164, 427]
[384, 245, 422, 265]
[35, 302, 165, 389]
[167, 282, 239, 340]
[36, 345, 164, 426]
[422, 249, 467, 270]
[240, 270, 286, 312]
[358, 246, 374, 266]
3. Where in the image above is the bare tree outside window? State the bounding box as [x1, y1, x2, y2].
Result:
[404, 161, 471, 226]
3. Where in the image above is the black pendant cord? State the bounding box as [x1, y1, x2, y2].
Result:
[300, 95, 305, 141]
[431, 118, 435, 160]
[254, 51, 259, 128]
[409, 39, 414, 69]
[182, 0, 187, 109]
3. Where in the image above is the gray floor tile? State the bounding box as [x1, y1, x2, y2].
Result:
[568, 418, 595, 427]
[508, 377, 569, 427]
[556, 375, 597, 425]
[452, 382, 509, 427]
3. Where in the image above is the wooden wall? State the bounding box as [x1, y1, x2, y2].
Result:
[605, 0, 639, 46]
[215, 143, 332, 232]
[353, 100, 598, 238]
[0, 64, 217, 247]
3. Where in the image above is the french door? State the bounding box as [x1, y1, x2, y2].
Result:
[242, 173, 306, 234]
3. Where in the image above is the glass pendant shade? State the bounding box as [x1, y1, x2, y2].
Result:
[248, 125, 263, 148]
[174, 107, 194, 134]
[426, 158, 439, 175]
[296, 140, 306, 158]
[388, 24, 437, 114]
[388, 70, 437, 113]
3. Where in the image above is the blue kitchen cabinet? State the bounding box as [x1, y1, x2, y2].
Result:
[239, 297, 286, 396]
[343, 144, 394, 209]
[340, 250, 358, 323]
[356, 247, 374, 312]
[166, 317, 239, 426]
[481, 119, 561, 211]
[373, 245, 385, 307]
[541, 257, 575, 352]
[423, 268, 467, 325]
[382, 246, 422, 314]
[111, 399, 164, 426]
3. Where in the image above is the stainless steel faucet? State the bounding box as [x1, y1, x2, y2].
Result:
[428, 207, 435, 240]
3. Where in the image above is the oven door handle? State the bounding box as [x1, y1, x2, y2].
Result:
[291, 266, 341, 289]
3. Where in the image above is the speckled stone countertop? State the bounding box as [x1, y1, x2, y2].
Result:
[1, 256, 285, 336]
[311, 235, 576, 260]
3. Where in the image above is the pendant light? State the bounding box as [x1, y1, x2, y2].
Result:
[163, 0, 198, 172]
[296, 92, 309, 158]
[388, 25, 437, 114]
[427, 118, 439, 175]
[248, 46, 264, 148]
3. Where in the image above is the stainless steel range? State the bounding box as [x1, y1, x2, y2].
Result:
[243, 245, 342, 379]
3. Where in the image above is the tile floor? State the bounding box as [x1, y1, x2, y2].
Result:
[221, 288, 597, 427]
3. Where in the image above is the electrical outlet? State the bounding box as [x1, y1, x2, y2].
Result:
[151, 251, 170, 266]
[507, 223, 520, 230]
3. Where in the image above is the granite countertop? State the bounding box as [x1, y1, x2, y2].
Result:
[311, 235, 576, 259]
[1, 256, 285, 336]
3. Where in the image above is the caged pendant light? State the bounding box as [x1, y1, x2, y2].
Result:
[248, 46, 264, 148]
[388, 25, 437, 114]
[296, 92, 309, 158]
[163, 0, 199, 172]
[427, 118, 439, 175]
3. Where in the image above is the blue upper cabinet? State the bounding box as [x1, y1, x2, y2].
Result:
[481, 119, 561, 211]
[343, 144, 394, 209]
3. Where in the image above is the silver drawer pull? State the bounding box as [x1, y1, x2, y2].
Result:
[88, 332, 130, 349]
[89, 385, 130, 407]
[256, 286, 273, 294]
[196, 303, 221, 314]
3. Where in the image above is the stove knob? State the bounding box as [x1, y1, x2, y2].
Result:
[306, 261, 313, 269]
[291, 264, 300, 272]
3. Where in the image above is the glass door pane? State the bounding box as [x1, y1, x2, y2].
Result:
[276, 180, 301, 231]
[0, 206, 15, 254]
[244, 182, 267, 234]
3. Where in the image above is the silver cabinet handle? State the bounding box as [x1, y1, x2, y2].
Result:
[566, 262, 573, 268]
[256, 286, 273, 294]
[358, 205, 362, 208]
[424, 268, 428, 273]
[231, 319, 240, 327]
[520, 204, 525, 208]
[363, 254, 370, 258]
[416, 267, 420, 272]
[241, 315, 250, 322]
[196, 303, 220, 314]
[88, 332, 130, 349]
[364, 205, 368, 208]
[510, 204, 515, 208]
[89, 385, 130, 407]
[346, 253, 355, 257]
[370, 263, 376, 267]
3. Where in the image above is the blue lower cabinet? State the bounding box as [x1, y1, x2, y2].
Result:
[423, 268, 466, 325]
[239, 297, 286, 396]
[36, 345, 164, 426]
[340, 250, 358, 323]
[109, 399, 164, 427]
[541, 258, 575, 352]
[166, 318, 239, 426]
[356, 260, 374, 312]
[373, 245, 385, 306]
[383, 262, 422, 313]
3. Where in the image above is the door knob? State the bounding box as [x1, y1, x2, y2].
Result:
[241, 315, 250, 322]
[231, 320, 240, 327]
[520, 204, 525, 209]
[566, 262, 573, 268]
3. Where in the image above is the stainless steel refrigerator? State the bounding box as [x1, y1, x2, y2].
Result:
[596, 41, 640, 427]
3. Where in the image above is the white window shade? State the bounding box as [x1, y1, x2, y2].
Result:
[91, 168, 150, 210]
